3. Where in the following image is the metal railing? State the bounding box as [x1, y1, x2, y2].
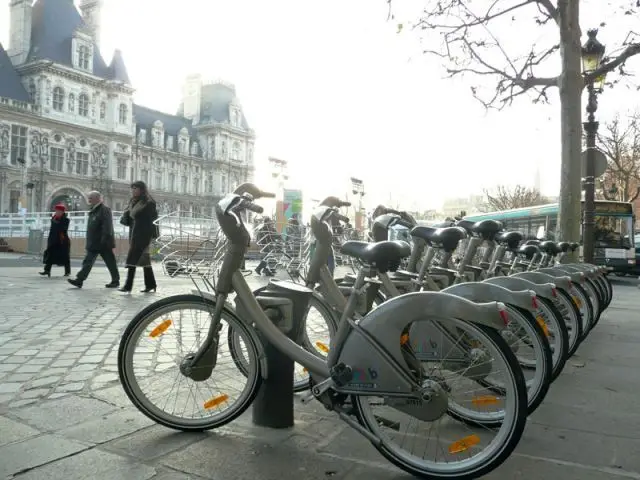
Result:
[0, 210, 218, 238]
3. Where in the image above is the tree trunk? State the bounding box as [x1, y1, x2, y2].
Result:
[557, 0, 583, 260]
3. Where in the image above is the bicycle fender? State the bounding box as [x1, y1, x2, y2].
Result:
[192, 290, 270, 380]
[442, 282, 537, 312]
[511, 271, 558, 286]
[527, 269, 573, 291]
[537, 267, 585, 285]
[553, 264, 597, 279]
[483, 276, 556, 301]
[334, 292, 508, 394]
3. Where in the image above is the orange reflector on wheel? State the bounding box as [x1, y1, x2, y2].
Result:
[315, 341, 329, 353]
[472, 395, 499, 406]
[204, 394, 229, 409]
[149, 319, 172, 338]
[572, 295, 582, 308]
[449, 434, 480, 454]
[536, 316, 550, 337]
[400, 334, 410, 345]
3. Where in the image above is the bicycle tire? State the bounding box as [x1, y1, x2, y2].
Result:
[118, 294, 262, 432]
[353, 320, 528, 479]
[538, 296, 569, 381]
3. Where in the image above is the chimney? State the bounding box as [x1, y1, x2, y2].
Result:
[79, 0, 103, 47]
[7, 0, 33, 66]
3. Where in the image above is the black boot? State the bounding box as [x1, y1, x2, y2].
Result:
[141, 266, 157, 293]
[39, 266, 51, 277]
[255, 260, 266, 275]
[119, 267, 135, 293]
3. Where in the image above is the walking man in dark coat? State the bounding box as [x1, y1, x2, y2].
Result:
[68, 191, 120, 288]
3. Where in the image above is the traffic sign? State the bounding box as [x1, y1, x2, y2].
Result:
[581, 148, 608, 178]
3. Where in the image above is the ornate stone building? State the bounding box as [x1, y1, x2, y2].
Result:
[0, 0, 255, 215]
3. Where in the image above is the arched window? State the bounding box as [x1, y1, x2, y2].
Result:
[99, 102, 106, 120]
[78, 94, 89, 117]
[77, 45, 90, 70]
[53, 87, 65, 111]
[68, 93, 75, 112]
[118, 103, 127, 124]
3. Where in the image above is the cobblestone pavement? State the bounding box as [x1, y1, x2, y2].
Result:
[1, 258, 640, 479]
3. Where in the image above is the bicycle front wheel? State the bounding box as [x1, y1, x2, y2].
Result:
[353, 316, 528, 479]
[118, 294, 262, 432]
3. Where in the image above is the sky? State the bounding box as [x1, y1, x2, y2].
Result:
[0, 0, 638, 212]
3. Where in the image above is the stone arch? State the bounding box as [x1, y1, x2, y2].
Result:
[47, 186, 88, 212]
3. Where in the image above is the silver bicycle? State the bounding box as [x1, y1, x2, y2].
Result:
[118, 183, 528, 479]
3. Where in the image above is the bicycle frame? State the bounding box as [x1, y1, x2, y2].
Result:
[188, 194, 512, 398]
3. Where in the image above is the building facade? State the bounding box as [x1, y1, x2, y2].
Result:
[0, 0, 255, 215]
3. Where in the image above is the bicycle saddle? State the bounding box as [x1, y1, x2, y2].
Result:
[539, 240, 560, 256]
[496, 231, 524, 251]
[525, 239, 541, 246]
[569, 242, 580, 252]
[517, 244, 539, 259]
[410, 226, 438, 243]
[557, 241, 571, 253]
[429, 227, 467, 253]
[340, 240, 411, 273]
[471, 220, 503, 241]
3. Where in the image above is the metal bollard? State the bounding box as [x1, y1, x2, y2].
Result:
[235, 281, 310, 429]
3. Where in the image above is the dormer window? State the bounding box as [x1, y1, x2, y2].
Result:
[118, 103, 128, 124]
[77, 45, 91, 70]
[167, 136, 174, 150]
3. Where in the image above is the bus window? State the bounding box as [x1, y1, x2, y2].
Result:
[594, 215, 633, 248]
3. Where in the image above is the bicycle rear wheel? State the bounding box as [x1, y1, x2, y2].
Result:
[354, 316, 528, 479]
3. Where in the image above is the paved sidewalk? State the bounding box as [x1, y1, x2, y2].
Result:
[1, 263, 640, 479]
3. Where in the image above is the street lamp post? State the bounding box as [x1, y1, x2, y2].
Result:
[581, 29, 607, 264]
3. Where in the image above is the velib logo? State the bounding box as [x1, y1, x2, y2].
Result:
[350, 367, 378, 389]
[412, 339, 440, 358]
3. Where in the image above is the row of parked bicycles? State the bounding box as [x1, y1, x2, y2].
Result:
[117, 184, 612, 479]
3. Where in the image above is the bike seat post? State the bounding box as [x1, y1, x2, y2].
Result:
[456, 236, 482, 277]
[407, 237, 426, 273]
[417, 245, 437, 282]
[487, 243, 506, 277]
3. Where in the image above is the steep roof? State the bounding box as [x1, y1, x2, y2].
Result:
[26, 0, 129, 83]
[0, 43, 31, 102]
[107, 49, 130, 84]
[133, 104, 195, 136]
[133, 104, 202, 155]
[178, 82, 250, 129]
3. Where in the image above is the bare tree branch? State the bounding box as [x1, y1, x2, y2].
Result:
[391, 1, 640, 107]
[481, 184, 550, 211]
[596, 111, 640, 202]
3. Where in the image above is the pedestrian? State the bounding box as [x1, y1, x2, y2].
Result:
[119, 181, 158, 293]
[67, 191, 120, 289]
[39, 203, 71, 277]
[254, 216, 279, 276]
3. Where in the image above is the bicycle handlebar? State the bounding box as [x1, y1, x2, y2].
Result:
[319, 196, 351, 208]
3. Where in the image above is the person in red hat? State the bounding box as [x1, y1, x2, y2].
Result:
[39, 203, 71, 277]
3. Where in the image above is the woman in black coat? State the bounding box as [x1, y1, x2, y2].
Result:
[119, 181, 158, 293]
[39, 204, 71, 277]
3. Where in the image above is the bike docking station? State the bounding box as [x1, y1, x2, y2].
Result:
[235, 278, 313, 428]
